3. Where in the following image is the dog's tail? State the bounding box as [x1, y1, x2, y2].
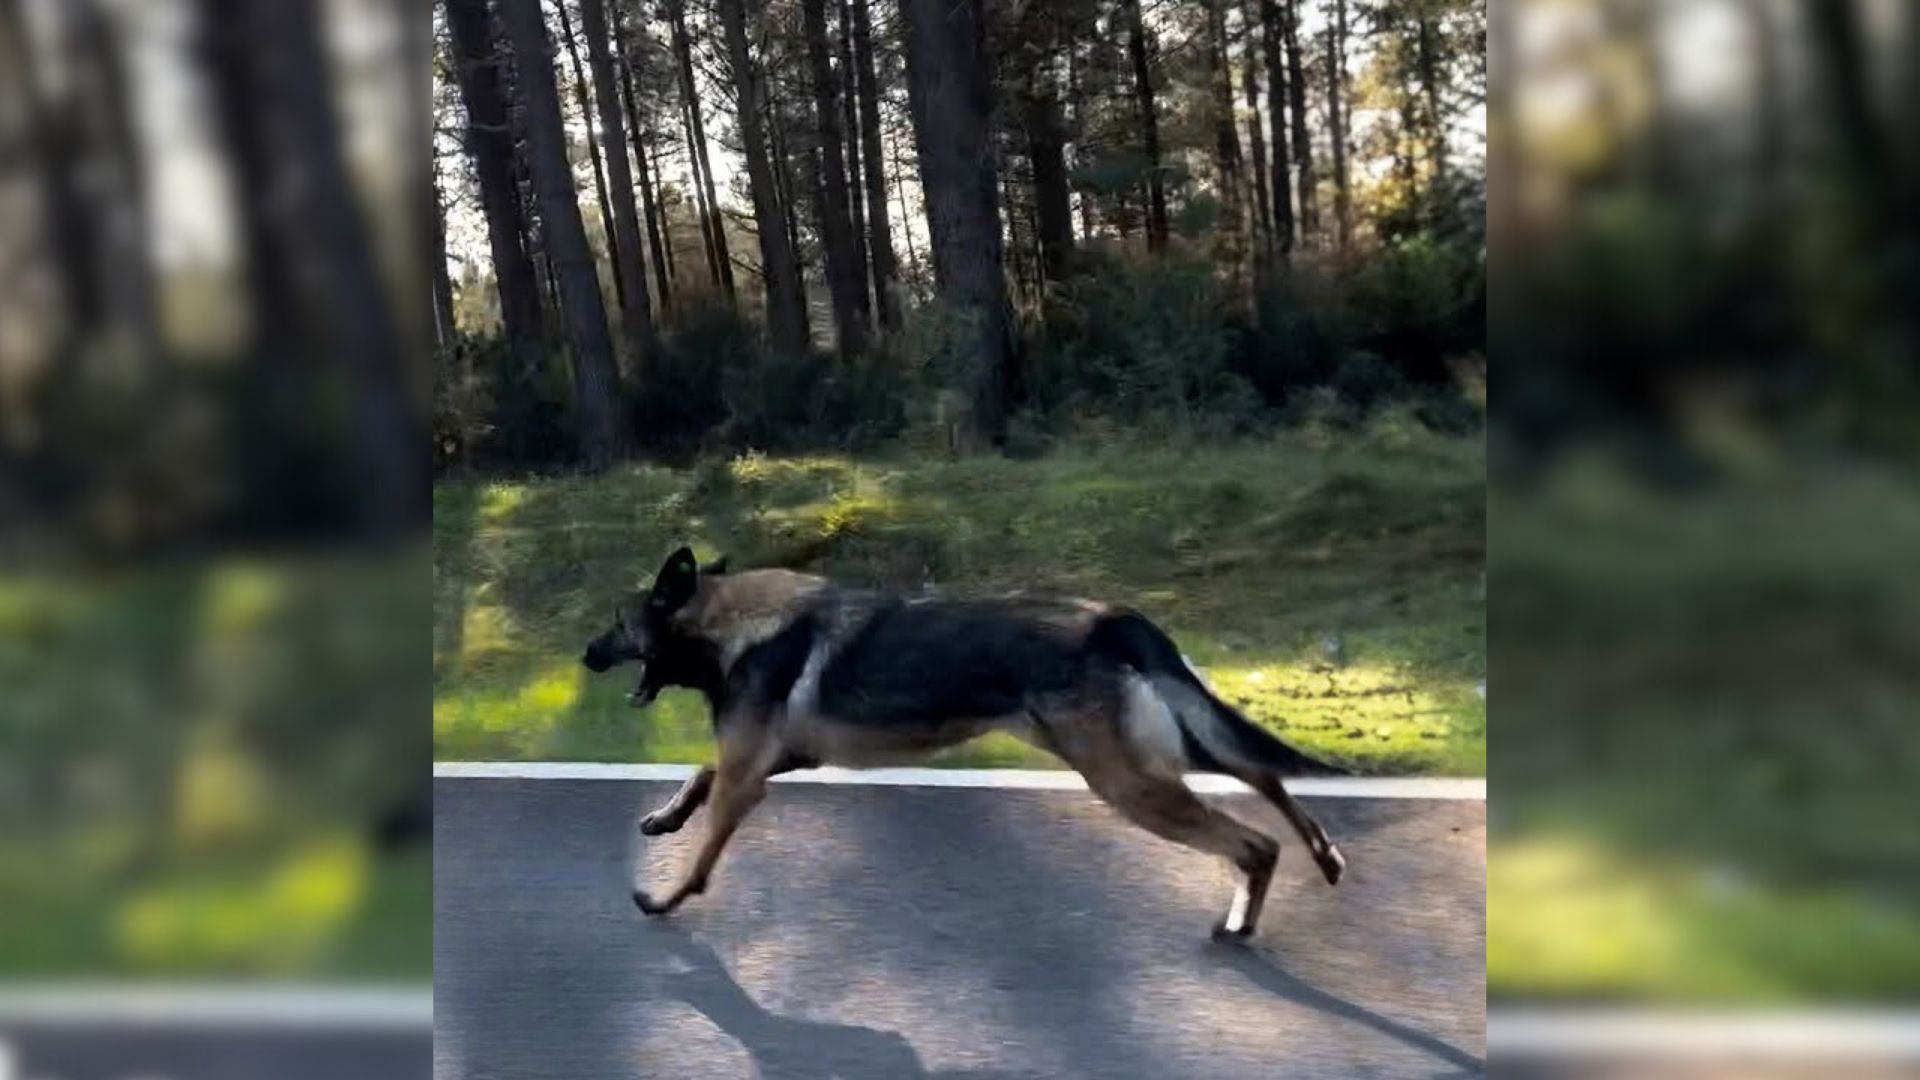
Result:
[1090, 610, 1349, 779]
[1092, 609, 1350, 886]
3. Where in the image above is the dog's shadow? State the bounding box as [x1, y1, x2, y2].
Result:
[651, 926, 1040, 1080]
[1208, 940, 1486, 1076]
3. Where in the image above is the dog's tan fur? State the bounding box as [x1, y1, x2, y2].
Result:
[587, 552, 1345, 938]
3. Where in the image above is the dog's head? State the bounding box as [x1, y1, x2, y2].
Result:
[582, 547, 727, 707]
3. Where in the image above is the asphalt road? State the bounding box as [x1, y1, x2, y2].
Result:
[0, 1027, 428, 1080]
[434, 776, 1486, 1079]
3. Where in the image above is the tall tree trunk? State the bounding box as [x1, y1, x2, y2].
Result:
[498, 0, 626, 467]
[1027, 98, 1074, 282]
[803, 0, 868, 357]
[900, 0, 1014, 444]
[613, 5, 675, 313]
[1284, 0, 1316, 241]
[2, 0, 91, 366]
[1068, 39, 1092, 242]
[718, 0, 811, 356]
[669, 0, 734, 296]
[851, 0, 900, 328]
[431, 173, 459, 350]
[1000, 148, 1030, 304]
[556, 0, 627, 313]
[1021, 11, 1074, 283]
[445, 0, 548, 379]
[1806, 0, 1905, 321]
[1207, 0, 1246, 280]
[1241, 0, 1272, 261]
[1123, 0, 1168, 253]
[198, 0, 423, 529]
[889, 124, 922, 286]
[15, 0, 159, 378]
[1739, 0, 1781, 184]
[768, 97, 807, 310]
[1327, 0, 1351, 251]
[1261, 0, 1294, 255]
[650, 140, 680, 287]
[679, 79, 718, 283]
[1415, 9, 1448, 193]
[839, 0, 871, 318]
[580, 0, 655, 375]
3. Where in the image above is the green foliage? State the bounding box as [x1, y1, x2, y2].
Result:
[447, 241, 1486, 475]
[1029, 256, 1264, 440]
[1341, 233, 1486, 386]
[1331, 350, 1407, 411]
[434, 334, 574, 472]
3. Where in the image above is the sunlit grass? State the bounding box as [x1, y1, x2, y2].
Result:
[2, 555, 430, 980]
[116, 835, 368, 975]
[1492, 461, 1920, 1002]
[1490, 832, 1920, 1002]
[434, 429, 1486, 774]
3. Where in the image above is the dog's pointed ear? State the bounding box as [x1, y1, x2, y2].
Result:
[650, 546, 701, 611]
[700, 555, 730, 576]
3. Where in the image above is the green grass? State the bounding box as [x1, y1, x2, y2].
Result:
[0, 846, 431, 980]
[1, 559, 430, 980]
[433, 417, 1486, 775]
[1490, 461, 1920, 1002]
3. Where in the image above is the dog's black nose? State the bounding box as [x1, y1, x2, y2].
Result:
[582, 649, 611, 672]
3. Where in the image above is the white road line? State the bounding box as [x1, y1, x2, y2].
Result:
[1489, 1008, 1920, 1061]
[0, 985, 431, 1031]
[432, 761, 1485, 800]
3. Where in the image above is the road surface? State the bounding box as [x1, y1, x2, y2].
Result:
[434, 774, 1485, 1079]
[0, 1026, 428, 1080]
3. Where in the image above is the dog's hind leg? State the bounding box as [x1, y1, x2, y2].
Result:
[640, 766, 714, 836]
[1049, 702, 1282, 939]
[1095, 768, 1281, 939]
[1244, 774, 1345, 886]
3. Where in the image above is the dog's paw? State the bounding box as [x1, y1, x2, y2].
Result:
[638, 812, 675, 836]
[1315, 842, 1346, 886]
[632, 889, 670, 916]
[1210, 920, 1255, 943]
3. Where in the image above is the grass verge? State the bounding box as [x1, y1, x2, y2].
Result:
[434, 419, 1486, 775]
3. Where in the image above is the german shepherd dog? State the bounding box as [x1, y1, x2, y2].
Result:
[583, 548, 1347, 939]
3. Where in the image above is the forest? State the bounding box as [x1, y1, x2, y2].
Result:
[429, 0, 1488, 469]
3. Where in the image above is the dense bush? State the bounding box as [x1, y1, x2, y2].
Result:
[439, 239, 1485, 474]
[1028, 256, 1265, 439]
[432, 334, 575, 472]
[637, 302, 911, 459]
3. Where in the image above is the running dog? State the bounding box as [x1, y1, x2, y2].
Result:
[582, 547, 1347, 938]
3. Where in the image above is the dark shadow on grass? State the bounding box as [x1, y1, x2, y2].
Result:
[1208, 941, 1485, 1075]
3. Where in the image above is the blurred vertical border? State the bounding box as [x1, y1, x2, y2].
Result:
[2, 0, 431, 1075]
[1490, 0, 1920, 1074]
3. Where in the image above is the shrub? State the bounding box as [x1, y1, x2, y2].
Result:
[1344, 233, 1484, 386]
[1238, 266, 1341, 402]
[1331, 350, 1406, 410]
[630, 302, 739, 458]
[434, 335, 572, 472]
[1028, 256, 1264, 439]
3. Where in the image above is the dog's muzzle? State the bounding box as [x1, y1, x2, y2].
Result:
[581, 647, 613, 673]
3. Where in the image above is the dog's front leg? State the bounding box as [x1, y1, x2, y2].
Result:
[640, 766, 714, 836]
[634, 767, 768, 915]
[635, 717, 775, 915]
